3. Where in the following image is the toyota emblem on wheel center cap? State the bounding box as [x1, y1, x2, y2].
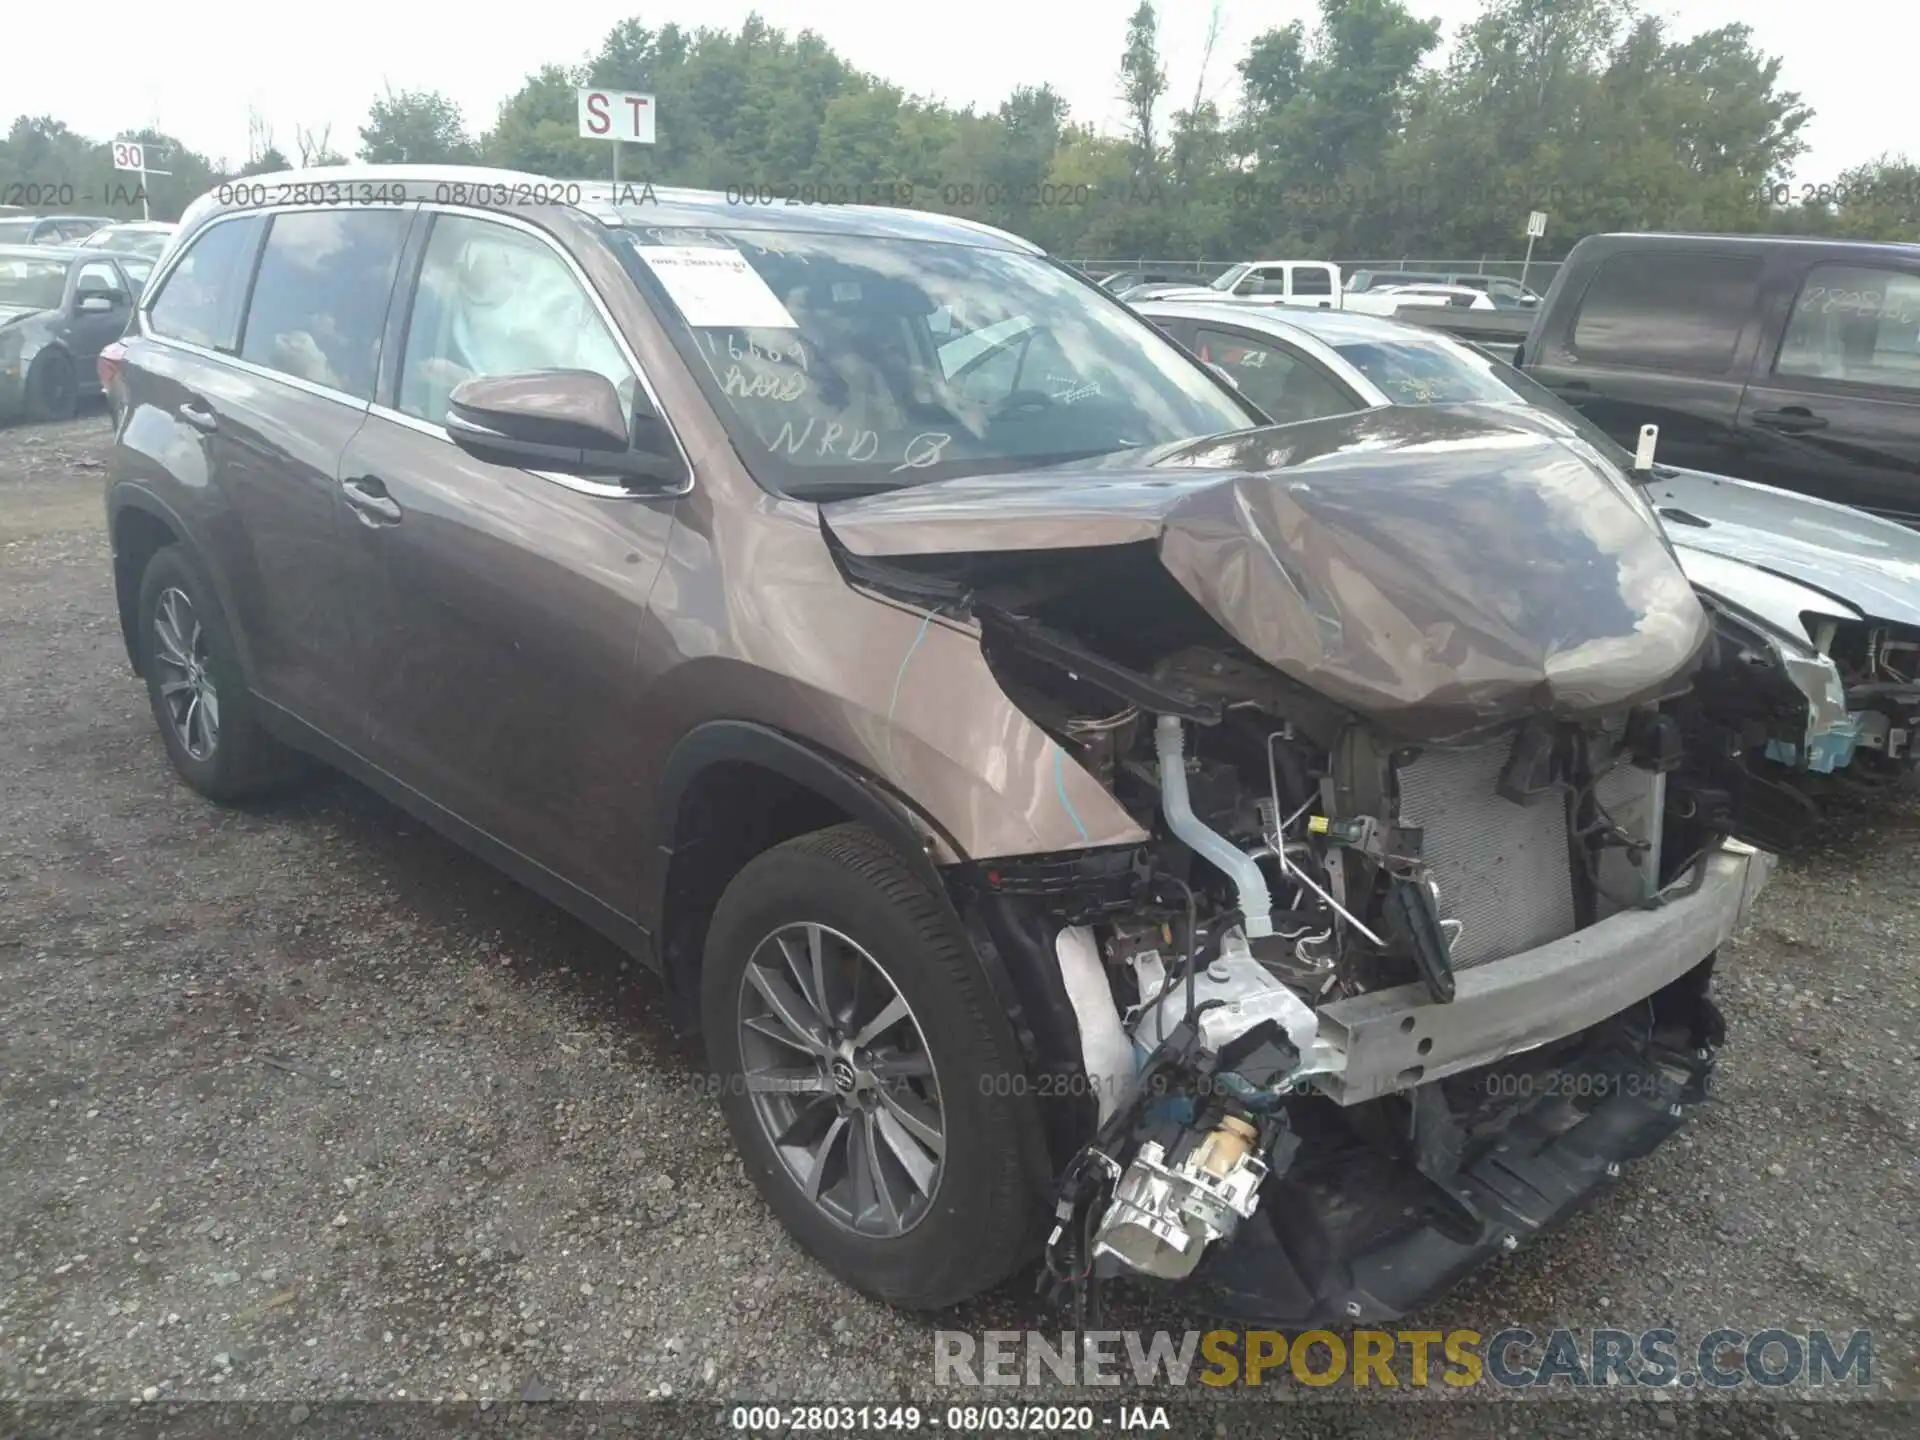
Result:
[830, 1057, 858, 1093]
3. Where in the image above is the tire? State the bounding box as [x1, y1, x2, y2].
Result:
[24, 350, 78, 423]
[136, 545, 302, 801]
[702, 822, 1044, 1309]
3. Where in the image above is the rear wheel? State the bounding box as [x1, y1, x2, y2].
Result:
[137, 545, 302, 801]
[702, 823, 1043, 1308]
[24, 351, 78, 422]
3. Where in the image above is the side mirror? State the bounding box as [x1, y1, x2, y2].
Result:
[444, 369, 686, 491]
[78, 291, 122, 313]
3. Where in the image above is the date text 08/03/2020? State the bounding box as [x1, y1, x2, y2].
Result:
[728, 1405, 1171, 1432]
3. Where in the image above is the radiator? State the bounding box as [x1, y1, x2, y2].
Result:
[1394, 738, 1665, 968]
[1395, 740, 1576, 969]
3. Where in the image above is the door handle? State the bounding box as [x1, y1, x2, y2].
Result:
[178, 401, 218, 433]
[342, 475, 403, 525]
[1750, 407, 1829, 433]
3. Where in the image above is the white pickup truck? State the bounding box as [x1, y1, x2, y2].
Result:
[1342, 281, 1499, 316]
[1143, 260, 1343, 310]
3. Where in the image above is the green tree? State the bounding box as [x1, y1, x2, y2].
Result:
[236, 148, 291, 177]
[359, 88, 479, 164]
[482, 64, 597, 176]
[1825, 154, 1920, 240]
[1119, 3, 1167, 174]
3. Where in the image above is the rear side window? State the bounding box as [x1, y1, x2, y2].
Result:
[147, 215, 266, 351]
[1775, 264, 1920, 394]
[239, 209, 410, 400]
[1291, 267, 1332, 297]
[1570, 250, 1762, 372]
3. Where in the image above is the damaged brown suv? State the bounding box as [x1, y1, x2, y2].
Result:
[106, 167, 1773, 1324]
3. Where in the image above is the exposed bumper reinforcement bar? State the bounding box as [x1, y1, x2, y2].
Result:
[1310, 840, 1773, 1106]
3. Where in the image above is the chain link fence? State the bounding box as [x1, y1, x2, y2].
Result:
[1076, 256, 1564, 290]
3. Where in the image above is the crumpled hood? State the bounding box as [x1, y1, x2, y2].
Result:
[1650, 469, 1920, 630]
[824, 407, 1710, 739]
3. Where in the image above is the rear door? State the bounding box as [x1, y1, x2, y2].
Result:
[141, 205, 415, 745]
[1526, 246, 1766, 472]
[1734, 257, 1920, 522]
[338, 207, 680, 907]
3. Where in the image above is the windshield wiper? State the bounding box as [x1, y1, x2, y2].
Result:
[783, 448, 1146, 502]
[782, 477, 914, 502]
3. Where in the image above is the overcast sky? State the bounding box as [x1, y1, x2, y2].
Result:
[13, 0, 1903, 184]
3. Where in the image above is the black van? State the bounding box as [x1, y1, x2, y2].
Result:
[1517, 232, 1920, 523]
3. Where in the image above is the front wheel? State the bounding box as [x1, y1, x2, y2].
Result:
[702, 823, 1044, 1309]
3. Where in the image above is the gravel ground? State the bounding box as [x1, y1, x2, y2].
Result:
[1, 410, 1916, 1437]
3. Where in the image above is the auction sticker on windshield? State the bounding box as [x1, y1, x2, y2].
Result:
[638, 245, 799, 329]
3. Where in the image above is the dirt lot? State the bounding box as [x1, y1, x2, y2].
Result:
[1, 410, 1917, 1436]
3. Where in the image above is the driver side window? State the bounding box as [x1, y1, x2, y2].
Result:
[398, 214, 635, 426]
[1192, 328, 1360, 425]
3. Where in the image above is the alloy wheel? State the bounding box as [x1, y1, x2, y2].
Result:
[151, 587, 220, 762]
[735, 921, 946, 1237]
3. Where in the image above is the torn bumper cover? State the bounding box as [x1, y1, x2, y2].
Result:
[1187, 1004, 1717, 1325]
[1311, 840, 1773, 1106]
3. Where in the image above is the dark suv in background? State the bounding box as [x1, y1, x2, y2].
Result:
[1519, 232, 1920, 523]
[103, 166, 1770, 1327]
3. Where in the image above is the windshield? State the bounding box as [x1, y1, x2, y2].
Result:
[1330, 337, 1519, 404]
[0, 220, 39, 245]
[1209, 264, 1250, 293]
[617, 227, 1257, 497]
[1327, 332, 1639, 466]
[0, 255, 67, 309]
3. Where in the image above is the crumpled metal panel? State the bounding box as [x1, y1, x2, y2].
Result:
[824, 407, 1710, 743]
[1652, 467, 1920, 630]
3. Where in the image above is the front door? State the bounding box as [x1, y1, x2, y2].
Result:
[342, 209, 680, 908]
[64, 258, 136, 377]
